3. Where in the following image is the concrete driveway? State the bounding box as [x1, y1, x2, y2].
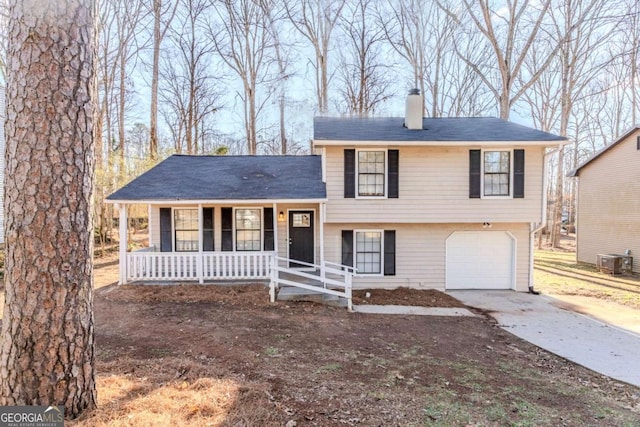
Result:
[448, 290, 640, 388]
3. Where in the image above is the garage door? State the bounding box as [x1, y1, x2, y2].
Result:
[446, 231, 514, 290]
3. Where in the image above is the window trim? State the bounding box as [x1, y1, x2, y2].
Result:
[355, 149, 388, 199]
[481, 149, 514, 199]
[172, 207, 199, 252]
[353, 229, 384, 277]
[233, 207, 263, 252]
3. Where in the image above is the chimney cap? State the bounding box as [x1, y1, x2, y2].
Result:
[408, 88, 420, 96]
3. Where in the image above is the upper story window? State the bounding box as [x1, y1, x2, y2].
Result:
[358, 150, 385, 197]
[174, 208, 198, 252]
[483, 151, 510, 197]
[235, 208, 261, 251]
[345, 149, 398, 199]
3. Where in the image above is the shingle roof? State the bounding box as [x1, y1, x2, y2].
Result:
[569, 126, 640, 177]
[107, 155, 327, 201]
[314, 116, 566, 142]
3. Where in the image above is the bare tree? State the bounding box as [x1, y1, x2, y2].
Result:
[286, 0, 346, 114]
[379, 0, 431, 114]
[2, 0, 97, 416]
[148, 0, 179, 159]
[337, 0, 393, 116]
[546, 0, 608, 247]
[211, 0, 275, 154]
[619, 0, 640, 125]
[160, 0, 220, 154]
[447, 0, 554, 119]
[265, 4, 294, 154]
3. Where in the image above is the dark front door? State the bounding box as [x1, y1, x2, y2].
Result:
[288, 211, 314, 267]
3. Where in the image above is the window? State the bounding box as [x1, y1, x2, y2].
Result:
[235, 209, 261, 251]
[355, 231, 382, 274]
[358, 151, 385, 196]
[483, 151, 510, 196]
[174, 209, 198, 252]
[292, 213, 311, 227]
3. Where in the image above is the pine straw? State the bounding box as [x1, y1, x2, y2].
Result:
[69, 358, 281, 426]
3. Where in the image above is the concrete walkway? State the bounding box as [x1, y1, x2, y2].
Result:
[353, 305, 476, 316]
[448, 290, 640, 388]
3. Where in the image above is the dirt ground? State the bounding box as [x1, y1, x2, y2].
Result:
[66, 264, 640, 426]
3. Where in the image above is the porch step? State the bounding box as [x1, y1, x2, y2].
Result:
[276, 286, 347, 307]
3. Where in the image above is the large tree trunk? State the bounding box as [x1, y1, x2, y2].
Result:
[1, 0, 97, 418]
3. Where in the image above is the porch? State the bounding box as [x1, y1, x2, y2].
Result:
[122, 248, 354, 310]
[106, 155, 354, 307]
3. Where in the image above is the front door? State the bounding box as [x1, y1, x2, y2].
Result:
[288, 210, 314, 268]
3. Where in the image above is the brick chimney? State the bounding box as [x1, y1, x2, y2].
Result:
[405, 88, 423, 130]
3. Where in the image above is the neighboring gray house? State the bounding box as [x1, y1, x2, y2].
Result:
[107, 91, 567, 293]
[570, 126, 640, 273]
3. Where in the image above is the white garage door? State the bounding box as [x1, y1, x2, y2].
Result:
[446, 231, 514, 290]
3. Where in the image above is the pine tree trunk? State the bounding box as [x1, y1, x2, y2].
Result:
[1, 0, 97, 418]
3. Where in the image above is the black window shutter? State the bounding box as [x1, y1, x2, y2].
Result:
[513, 149, 525, 198]
[637, 136, 640, 150]
[384, 230, 396, 276]
[263, 208, 274, 251]
[202, 208, 214, 251]
[341, 230, 353, 267]
[344, 149, 355, 198]
[469, 149, 481, 198]
[221, 207, 233, 251]
[388, 149, 399, 198]
[159, 208, 172, 252]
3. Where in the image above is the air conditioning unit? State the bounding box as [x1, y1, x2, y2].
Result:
[596, 254, 633, 275]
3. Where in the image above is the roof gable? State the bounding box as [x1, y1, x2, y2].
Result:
[314, 116, 566, 143]
[107, 155, 327, 202]
[570, 126, 640, 177]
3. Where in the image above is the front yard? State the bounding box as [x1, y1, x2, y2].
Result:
[62, 253, 640, 426]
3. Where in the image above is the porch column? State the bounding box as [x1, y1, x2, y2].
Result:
[272, 203, 278, 256]
[147, 204, 153, 250]
[117, 203, 128, 285]
[319, 202, 325, 266]
[198, 204, 204, 284]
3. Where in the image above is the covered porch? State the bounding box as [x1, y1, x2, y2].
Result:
[114, 201, 326, 285]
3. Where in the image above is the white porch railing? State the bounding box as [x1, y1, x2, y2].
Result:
[269, 256, 355, 311]
[126, 250, 275, 282]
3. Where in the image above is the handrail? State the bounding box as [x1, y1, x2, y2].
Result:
[270, 256, 354, 311]
[323, 260, 358, 273]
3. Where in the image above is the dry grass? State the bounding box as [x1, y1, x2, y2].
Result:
[534, 249, 640, 309]
[70, 358, 280, 427]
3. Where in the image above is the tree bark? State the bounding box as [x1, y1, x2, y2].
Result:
[2, 0, 97, 418]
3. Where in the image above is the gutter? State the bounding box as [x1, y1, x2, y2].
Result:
[529, 145, 562, 294]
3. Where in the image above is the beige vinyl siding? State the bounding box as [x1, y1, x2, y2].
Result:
[576, 131, 640, 272]
[275, 203, 321, 264]
[149, 203, 320, 261]
[149, 205, 160, 249]
[323, 222, 530, 291]
[324, 145, 545, 223]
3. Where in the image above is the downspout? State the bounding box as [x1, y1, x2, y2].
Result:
[529, 145, 562, 294]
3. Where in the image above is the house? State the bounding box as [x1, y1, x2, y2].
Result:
[569, 126, 640, 273]
[107, 90, 567, 293]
